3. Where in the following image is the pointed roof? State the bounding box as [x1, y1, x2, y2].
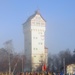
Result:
[23, 10, 46, 25]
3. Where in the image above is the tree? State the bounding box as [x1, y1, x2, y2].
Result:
[48, 49, 72, 72]
[0, 48, 26, 74]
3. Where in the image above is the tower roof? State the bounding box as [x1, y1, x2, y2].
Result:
[23, 10, 46, 25]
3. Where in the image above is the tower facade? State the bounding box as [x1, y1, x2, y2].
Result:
[23, 11, 48, 71]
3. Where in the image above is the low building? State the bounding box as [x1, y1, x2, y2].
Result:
[67, 64, 75, 75]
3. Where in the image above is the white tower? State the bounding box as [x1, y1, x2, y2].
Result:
[23, 11, 48, 71]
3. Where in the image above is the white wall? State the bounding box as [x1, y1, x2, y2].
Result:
[23, 13, 47, 71]
[30, 14, 46, 70]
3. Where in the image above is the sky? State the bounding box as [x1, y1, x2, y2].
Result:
[0, 0, 75, 54]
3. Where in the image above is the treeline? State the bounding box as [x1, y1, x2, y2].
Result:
[48, 49, 75, 72]
[0, 48, 75, 73]
[0, 48, 26, 74]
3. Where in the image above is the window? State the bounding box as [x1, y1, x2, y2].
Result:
[41, 56, 43, 58]
[36, 48, 38, 50]
[36, 22, 40, 25]
[39, 60, 42, 62]
[33, 37, 38, 39]
[33, 48, 38, 50]
[33, 48, 35, 50]
[34, 56, 36, 57]
[38, 42, 43, 45]
[36, 17, 40, 20]
[38, 32, 42, 34]
[41, 43, 43, 45]
[36, 37, 37, 39]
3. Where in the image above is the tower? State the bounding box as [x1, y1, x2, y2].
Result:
[23, 11, 48, 71]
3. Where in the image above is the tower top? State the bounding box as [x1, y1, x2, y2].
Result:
[23, 10, 46, 25]
[35, 10, 40, 15]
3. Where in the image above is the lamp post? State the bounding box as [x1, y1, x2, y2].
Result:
[63, 58, 65, 75]
[22, 56, 24, 72]
[8, 53, 11, 75]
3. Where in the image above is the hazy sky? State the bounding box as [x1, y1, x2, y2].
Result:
[0, 0, 75, 54]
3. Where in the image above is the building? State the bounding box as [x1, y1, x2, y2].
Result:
[67, 64, 75, 75]
[23, 10, 48, 71]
